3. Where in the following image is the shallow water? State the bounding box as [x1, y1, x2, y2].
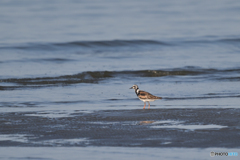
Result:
[1, 108, 240, 148]
[1, 0, 240, 159]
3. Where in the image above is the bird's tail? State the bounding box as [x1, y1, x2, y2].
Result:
[155, 96, 162, 99]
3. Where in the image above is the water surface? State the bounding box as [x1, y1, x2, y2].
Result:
[1, 0, 240, 159]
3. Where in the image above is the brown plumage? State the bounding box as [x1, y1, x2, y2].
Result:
[130, 84, 162, 109]
[138, 90, 162, 100]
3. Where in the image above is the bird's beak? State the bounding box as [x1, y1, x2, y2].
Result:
[129, 86, 133, 89]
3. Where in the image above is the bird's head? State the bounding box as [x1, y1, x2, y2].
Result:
[130, 84, 138, 90]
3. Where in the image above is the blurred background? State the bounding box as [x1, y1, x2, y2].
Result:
[0, 0, 240, 159]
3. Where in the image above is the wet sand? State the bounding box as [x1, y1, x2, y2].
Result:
[1, 108, 239, 148]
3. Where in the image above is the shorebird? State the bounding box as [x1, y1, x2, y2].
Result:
[130, 84, 162, 109]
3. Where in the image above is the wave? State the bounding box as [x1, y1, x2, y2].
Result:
[218, 38, 240, 43]
[54, 39, 168, 47]
[184, 38, 240, 44]
[1, 67, 239, 90]
[0, 39, 169, 51]
[1, 37, 239, 51]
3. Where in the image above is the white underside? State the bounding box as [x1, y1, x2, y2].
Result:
[139, 98, 157, 102]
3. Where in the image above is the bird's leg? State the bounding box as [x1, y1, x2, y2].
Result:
[147, 102, 150, 109]
[143, 102, 146, 109]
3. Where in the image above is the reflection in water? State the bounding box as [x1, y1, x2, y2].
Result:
[151, 124, 228, 131]
[138, 121, 155, 125]
[138, 120, 228, 131]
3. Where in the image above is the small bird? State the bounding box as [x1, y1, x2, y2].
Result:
[130, 84, 162, 109]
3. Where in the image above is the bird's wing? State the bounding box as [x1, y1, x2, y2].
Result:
[138, 90, 162, 99]
[147, 94, 162, 99]
[138, 90, 148, 99]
